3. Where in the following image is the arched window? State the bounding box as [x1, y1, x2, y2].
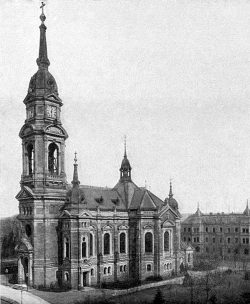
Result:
[27, 144, 34, 175]
[89, 234, 93, 257]
[104, 233, 110, 255]
[119, 232, 126, 254]
[188, 253, 191, 262]
[104, 267, 107, 275]
[64, 272, 69, 281]
[48, 143, 59, 174]
[164, 231, 170, 251]
[64, 237, 70, 259]
[146, 264, 151, 272]
[145, 232, 153, 253]
[108, 266, 111, 274]
[244, 248, 249, 255]
[82, 237, 87, 258]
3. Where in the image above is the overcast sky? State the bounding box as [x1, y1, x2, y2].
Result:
[1, 0, 250, 217]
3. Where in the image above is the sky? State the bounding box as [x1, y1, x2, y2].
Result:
[1, 0, 250, 217]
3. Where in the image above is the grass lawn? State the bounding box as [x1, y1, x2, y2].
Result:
[30, 272, 250, 304]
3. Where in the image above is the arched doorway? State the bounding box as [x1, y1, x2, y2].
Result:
[16, 238, 33, 286]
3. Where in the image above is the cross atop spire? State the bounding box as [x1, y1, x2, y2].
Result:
[40, 2, 46, 22]
[36, 2, 50, 69]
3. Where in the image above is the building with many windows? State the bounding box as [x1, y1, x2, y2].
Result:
[181, 205, 250, 258]
[15, 8, 193, 289]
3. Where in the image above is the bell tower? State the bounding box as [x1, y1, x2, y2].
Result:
[16, 3, 68, 287]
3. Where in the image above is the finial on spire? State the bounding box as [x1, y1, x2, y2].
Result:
[74, 151, 77, 164]
[197, 202, 200, 209]
[37, 1, 50, 69]
[40, 2, 46, 23]
[169, 179, 173, 198]
[124, 135, 127, 157]
[72, 152, 80, 186]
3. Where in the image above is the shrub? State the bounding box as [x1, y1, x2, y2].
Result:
[153, 288, 165, 304]
[244, 271, 250, 280]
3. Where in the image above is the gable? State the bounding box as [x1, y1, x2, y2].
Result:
[160, 204, 179, 220]
[140, 192, 157, 210]
[59, 210, 71, 218]
[16, 186, 34, 200]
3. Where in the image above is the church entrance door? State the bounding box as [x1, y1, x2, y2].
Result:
[82, 272, 88, 286]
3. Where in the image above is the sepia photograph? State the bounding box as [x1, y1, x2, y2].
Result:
[0, 0, 250, 303]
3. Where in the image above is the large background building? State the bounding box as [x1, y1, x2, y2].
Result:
[181, 205, 250, 259]
[15, 8, 193, 289]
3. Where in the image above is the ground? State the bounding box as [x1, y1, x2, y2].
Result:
[28, 271, 250, 304]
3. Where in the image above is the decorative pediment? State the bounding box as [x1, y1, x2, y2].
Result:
[16, 186, 34, 200]
[15, 237, 33, 253]
[143, 224, 154, 229]
[160, 204, 179, 220]
[19, 124, 34, 138]
[59, 210, 71, 218]
[45, 124, 68, 138]
[79, 210, 93, 218]
[162, 220, 175, 227]
[118, 224, 129, 230]
[102, 223, 113, 231]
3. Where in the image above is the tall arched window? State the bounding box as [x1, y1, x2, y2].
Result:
[119, 232, 126, 254]
[27, 144, 34, 175]
[164, 231, 170, 251]
[64, 237, 70, 258]
[82, 237, 87, 258]
[145, 232, 153, 253]
[48, 143, 59, 174]
[89, 234, 93, 257]
[104, 233, 110, 255]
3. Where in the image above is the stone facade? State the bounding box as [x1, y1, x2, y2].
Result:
[15, 8, 193, 289]
[181, 206, 250, 259]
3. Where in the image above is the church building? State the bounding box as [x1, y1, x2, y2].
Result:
[15, 6, 193, 289]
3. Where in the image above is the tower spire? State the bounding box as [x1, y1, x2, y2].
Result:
[124, 135, 127, 158]
[169, 180, 173, 198]
[119, 137, 132, 182]
[72, 152, 80, 186]
[36, 2, 50, 69]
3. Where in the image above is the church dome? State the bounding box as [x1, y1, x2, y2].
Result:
[168, 197, 179, 210]
[27, 69, 58, 98]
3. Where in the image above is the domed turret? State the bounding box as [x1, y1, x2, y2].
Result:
[119, 137, 132, 182]
[164, 181, 179, 211]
